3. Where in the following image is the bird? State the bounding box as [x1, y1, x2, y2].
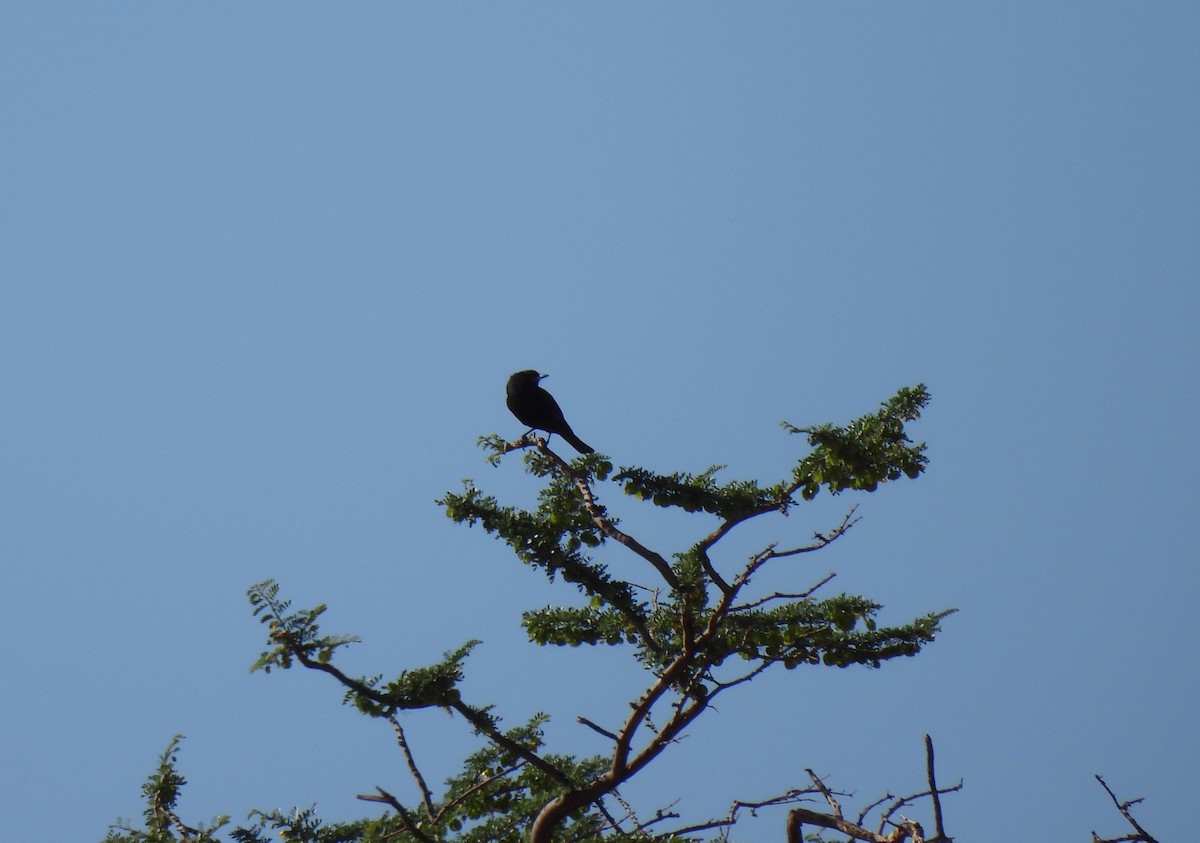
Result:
[506, 370, 594, 454]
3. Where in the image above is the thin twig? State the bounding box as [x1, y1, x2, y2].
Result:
[877, 778, 963, 837]
[388, 716, 436, 820]
[729, 507, 859, 597]
[729, 571, 838, 612]
[576, 716, 619, 742]
[666, 787, 820, 838]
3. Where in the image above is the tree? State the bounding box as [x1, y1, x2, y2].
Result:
[108, 384, 965, 843]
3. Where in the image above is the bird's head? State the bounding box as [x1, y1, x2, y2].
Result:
[509, 369, 546, 387]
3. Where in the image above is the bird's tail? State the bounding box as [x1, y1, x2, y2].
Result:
[561, 430, 594, 455]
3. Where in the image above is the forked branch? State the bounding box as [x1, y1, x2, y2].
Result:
[786, 736, 959, 843]
[1091, 775, 1160, 843]
[535, 438, 680, 589]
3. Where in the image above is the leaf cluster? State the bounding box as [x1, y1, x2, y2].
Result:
[249, 579, 475, 715]
[103, 736, 229, 843]
[786, 384, 929, 499]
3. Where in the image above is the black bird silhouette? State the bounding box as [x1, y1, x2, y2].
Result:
[506, 370, 594, 454]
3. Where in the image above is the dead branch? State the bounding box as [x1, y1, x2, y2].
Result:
[1091, 775, 1160, 843]
[665, 786, 825, 839]
[785, 737, 958, 843]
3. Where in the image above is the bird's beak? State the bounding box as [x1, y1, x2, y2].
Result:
[538, 373, 549, 380]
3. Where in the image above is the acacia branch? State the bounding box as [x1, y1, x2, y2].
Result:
[730, 571, 837, 612]
[438, 762, 527, 822]
[528, 648, 710, 843]
[153, 806, 198, 842]
[448, 699, 575, 787]
[358, 787, 438, 843]
[537, 439, 680, 590]
[276, 631, 573, 789]
[731, 506, 859, 595]
[388, 716, 435, 820]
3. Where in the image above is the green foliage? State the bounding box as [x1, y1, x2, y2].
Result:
[103, 736, 229, 843]
[437, 716, 608, 843]
[249, 578, 477, 715]
[786, 384, 930, 499]
[248, 579, 361, 672]
[109, 384, 948, 843]
[614, 465, 784, 518]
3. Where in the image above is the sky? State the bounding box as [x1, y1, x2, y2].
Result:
[1, 3, 1197, 841]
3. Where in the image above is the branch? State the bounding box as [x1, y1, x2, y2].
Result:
[729, 571, 837, 612]
[784, 739, 958, 843]
[925, 734, 946, 840]
[448, 698, 575, 787]
[1092, 775, 1160, 843]
[388, 715, 435, 820]
[438, 761, 526, 821]
[537, 438, 680, 590]
[358, 787, 438, 843]
[276, 630, 575, 789]
[529, 647, 709, 843]
[805, 768, 843, 818]
[877, 778, 962, 840]
[153, 806, 199, 843]
[666, 786, 822, 838]
[731, 506, 859, 594]
[576, 716, 619, 742]
[599, 790, 680, 836]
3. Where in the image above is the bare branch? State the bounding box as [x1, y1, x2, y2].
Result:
[805, 768, 844, 818]
[388, 715, 435, 820]
[925, 734, 946, 840]
[739, 506, 859, 586]
[1092, 775, 1160, 843]
[877, 777, 963, 839]
[778, 739, 959, 843]
[730, 571, 837, 612]
[709, 655, 780, 694]
[666, 786, 822, 838]
[857, 792, 897, 827]
[576, 716, 618, 742]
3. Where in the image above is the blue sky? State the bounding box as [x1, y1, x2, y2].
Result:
[2, 3, 1197, 841]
